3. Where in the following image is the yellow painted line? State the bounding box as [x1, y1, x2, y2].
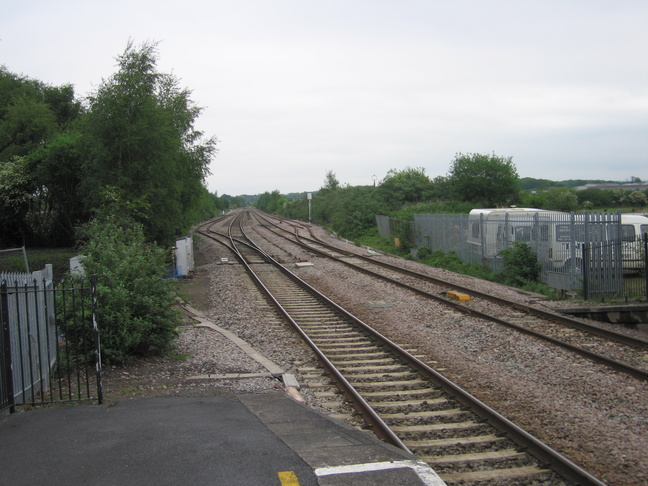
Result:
[278, 470, 300, 486]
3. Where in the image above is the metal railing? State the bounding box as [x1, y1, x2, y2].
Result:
[1, 270, 102, 414]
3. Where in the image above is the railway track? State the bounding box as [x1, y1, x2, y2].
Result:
[250, 210, 648, 382]
[196, 212, 607, 486]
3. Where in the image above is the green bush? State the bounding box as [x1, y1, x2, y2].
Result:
[497, 242, 540, 287]
[79, 216, 180, 364]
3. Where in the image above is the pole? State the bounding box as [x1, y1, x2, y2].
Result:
[1, 281, 16, 413]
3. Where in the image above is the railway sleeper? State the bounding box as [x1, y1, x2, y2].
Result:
[379, 408, 469, 422]
[339, 371, 419, 381]
[336, 364, 409, 373]
[349, 378, 429, 390]
[333, 357, 401, 367]
[303, 331, 364, 338]
[391, 421, 493, 437]
[405, 433, 509, 452]
[360, 387, 444, 400]
[368, 397, 452, 410]
[324, 350, 391, 360]
[422, 448, 531, 468]
[414, 446, 527, 467]
[436, 464, 555, 485]
[314, 340, 376, 348]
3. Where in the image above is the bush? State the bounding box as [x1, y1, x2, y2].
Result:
[79, 216, 180, 364]
[497, 242, 540, 287]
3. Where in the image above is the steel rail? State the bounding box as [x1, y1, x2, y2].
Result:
[251, 211, 648, 381]
[224, 212, 409, 450]
[255, 210, 648, 350]
[214, 211, 609, 486]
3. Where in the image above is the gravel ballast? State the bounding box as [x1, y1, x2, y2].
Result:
[105, 219, 648, 486]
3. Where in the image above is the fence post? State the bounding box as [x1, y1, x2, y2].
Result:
[644, 234, 648, 302]
[1, 281, 16, 413]
[582, 243, 590, 301]
[90, 275, 103, 405]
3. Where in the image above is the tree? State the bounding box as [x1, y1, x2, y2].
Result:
[322, 170, 340, 191]
[575, 188, 614, 209]
[81, 40, 217, 244]
[377, 167, 433, 208]
[544, 187, 579, 212]
[0, 67, 86, 246]
[627, 190, 647, 208]
[447, 153, 520, 207]
[0, 156, 37, 246]
[256, 190, 286, 213]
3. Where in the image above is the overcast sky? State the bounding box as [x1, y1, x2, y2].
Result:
[2, 1, 647, 196]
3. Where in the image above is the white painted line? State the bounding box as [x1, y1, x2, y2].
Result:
[314, 460, 446, 486]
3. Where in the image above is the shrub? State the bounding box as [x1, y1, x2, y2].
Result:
[497, 242, 540, 287]
[79, 216, 179, 364]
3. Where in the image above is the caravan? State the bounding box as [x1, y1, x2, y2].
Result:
[467, 207, 567, 268]
[468, 208, 647, 272]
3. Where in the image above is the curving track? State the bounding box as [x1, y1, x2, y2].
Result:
[196, 211, 608, 486]
[251, 210, 648, 382]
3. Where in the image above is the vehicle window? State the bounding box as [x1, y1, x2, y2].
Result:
[621, 225, 635, 241]
[641, 225, 648, 237]
[471, 223, 480, 238]
[514, 226, 531, 242]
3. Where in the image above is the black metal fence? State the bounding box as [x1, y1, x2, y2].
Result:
[0, 273, 102, 414]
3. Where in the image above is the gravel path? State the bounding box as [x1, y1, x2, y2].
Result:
[104, 218, 648, 486]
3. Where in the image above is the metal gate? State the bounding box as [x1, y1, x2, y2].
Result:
[0, 273, 102, 414]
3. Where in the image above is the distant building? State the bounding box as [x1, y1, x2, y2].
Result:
[574, 182, 648, 191]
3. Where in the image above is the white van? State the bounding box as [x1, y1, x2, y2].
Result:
[467, 208, 643, 272]
[620, 214, 648, 270]
[467, 207, 565, 265]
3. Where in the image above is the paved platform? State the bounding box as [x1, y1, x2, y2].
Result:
[0, 392, 445, 485]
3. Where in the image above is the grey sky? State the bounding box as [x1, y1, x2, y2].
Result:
[2, 0, 647, 196]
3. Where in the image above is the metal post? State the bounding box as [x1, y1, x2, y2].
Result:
[582, 244, 589, 301]
[1, 281, 16, 413]
[21, 246, 29, 273]
[91, 275, 103, 404]
[307, 192, 312, 224]
[644, 233, 648, 302]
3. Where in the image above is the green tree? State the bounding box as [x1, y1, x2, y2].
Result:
[0, 156, 37, 246]
[0, 68, 55, 161]
[447, 153, 520, 207]
[544, 187, 579, 212]
[256, 190, 286, 213]
[627, 190, 647, 208]
[322, 170, 340, 190]
[575, 188, 614, 209]
[0, 67, 87, 246]
[27, 130, 88, 245]
[81, 40, 217, 244]
[377, 167, 433, 208]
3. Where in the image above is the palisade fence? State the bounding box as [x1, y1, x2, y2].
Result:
[376, 213, 648, 301]
[0, 267, 102, 414]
